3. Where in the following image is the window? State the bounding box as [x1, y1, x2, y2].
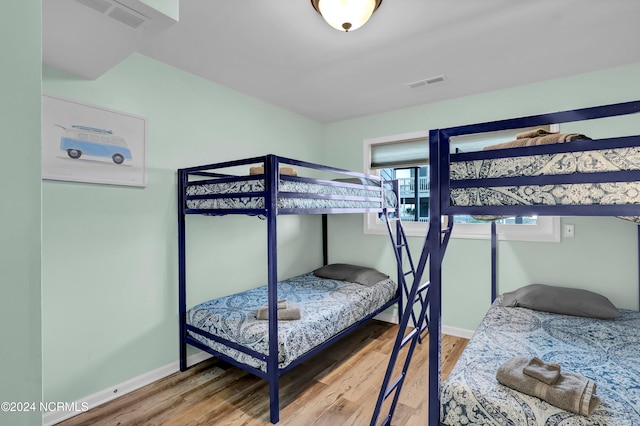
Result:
[363, 131, 560, 242]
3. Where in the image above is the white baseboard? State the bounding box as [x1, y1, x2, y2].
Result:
[374, 310, 399, 324]
[374, 312, 476, 339]
[442, 325, 475, 339]
[42, 352, 212, 426]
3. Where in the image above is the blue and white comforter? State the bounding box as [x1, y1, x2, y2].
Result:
[187, 272, 396, 372]
[186, 178, 397, 210]
[441, 300, 640, 425]
[450, 145, 640, 208]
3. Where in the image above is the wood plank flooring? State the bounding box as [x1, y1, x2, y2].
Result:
[56, 320, 468, 426]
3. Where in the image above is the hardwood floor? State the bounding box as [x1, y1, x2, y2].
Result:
[56, 321, 468, 426]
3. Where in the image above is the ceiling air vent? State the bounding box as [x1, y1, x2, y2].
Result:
[74, 0, 151, 30]
[406, 75, 446, 89]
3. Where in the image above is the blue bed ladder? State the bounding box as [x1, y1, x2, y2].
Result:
[383, 214, 427, 339]
[371, 216, 454, 426]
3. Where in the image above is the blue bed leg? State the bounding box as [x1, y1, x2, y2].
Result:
[178, 169, 188, 372]
[428, 129, 445, 426]
[265, 155, 281, 423]
[491, 221, 497, 303]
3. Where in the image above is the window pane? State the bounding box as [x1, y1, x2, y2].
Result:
[382, 166, 429, 222]
[382, 166, 536, 225]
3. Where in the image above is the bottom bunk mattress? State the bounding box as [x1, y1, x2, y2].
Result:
[186, 272, 396, 372]
[441, 299, 640, 425]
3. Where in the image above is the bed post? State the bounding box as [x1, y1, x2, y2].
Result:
[178, 169, 188, 372]
[322, 214, 328, 266]
[491, 221, 497, 303]
[428, 129, 445, 426]
[265, 155, 280, 424]
[392, 180, 404, 320]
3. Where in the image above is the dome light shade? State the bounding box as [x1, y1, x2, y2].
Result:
[311, 0, 382, 32]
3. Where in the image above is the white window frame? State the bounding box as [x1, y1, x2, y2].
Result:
[363, 131, 560, 243]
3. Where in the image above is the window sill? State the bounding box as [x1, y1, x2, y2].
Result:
[364, 214, 560, 243]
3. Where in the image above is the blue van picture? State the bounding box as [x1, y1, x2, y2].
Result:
[59, 125, 132, 164]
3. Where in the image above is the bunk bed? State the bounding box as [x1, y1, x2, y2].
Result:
[424, 101, 640, 426]
[177, 155, 402, 424]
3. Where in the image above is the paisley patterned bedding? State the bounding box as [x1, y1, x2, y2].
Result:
[186, 178, 397, 211]
[187, 272, 396, 372]
[450, 145, 640, 208]
[441, 299, 640, 425]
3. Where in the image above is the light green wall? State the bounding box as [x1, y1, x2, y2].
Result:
[0, 1, 42, 425]
[42, 54, 324, 404]
[323, 62, 640, 330]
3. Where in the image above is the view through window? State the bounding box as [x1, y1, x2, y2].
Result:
[381, 166, 538, 225]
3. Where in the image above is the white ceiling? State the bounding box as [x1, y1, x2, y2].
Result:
[43, 0, 640, 123]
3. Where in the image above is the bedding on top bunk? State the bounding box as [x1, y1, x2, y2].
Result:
[185, 178, 397, 211]
[441, 297, 640, 425]
[449, 131, 640, 208]
[186, 271, 396, 372]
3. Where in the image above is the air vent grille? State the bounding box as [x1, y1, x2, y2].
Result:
[406, 75, 446, 89]
[75, 0, 112, 13]
[108, 5, 146, 29]
[74, 0, 150, 30]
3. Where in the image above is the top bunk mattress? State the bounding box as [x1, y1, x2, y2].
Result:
[441, 299, 640, 425]
[185, 177, 398, 212]
[449, 137, 640, 209]
[186, 272, 397, 372]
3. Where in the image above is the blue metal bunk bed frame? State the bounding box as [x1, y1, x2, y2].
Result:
[177, 154, 405, 424]
[371, 100, 640, 425]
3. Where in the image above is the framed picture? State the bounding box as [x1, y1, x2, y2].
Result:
[42, 94, 147, 187]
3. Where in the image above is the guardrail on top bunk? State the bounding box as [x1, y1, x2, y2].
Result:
[178, 154, 391, 217]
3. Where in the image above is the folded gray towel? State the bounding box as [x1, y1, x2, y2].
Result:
[277, 299, 287, 309]
[523, 357, 561, 385]
[483, 133, 591, 150]
[496, 356, 600, 416]
[516, 128, 555, 139]
[256, 303, 300, 320]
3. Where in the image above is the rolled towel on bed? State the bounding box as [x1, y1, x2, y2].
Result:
[249, 165, 298, 176]
[516, 128, 555, 139]
[496, 356, 600, 416]
[523, 356, 561, 385]
[256, 303, 301, 320]
[483, 133, 591, 150]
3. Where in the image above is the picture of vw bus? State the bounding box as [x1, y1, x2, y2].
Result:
[58, 124, 132, 165]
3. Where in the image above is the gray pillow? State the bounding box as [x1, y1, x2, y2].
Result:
[313, 263, 389, 287]
[501, 284, 620, 319]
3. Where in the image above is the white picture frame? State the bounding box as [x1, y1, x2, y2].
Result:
[42, 94, 147, 187]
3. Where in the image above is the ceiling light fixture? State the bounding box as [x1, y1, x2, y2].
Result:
[311, 0, 382, 32]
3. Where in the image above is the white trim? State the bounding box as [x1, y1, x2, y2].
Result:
[451, 216, 561, 242]
[366, 213, 560, 242]
[42, 352, 212, 426]
[374, 310, 399, 324]
[442, 325, 475, 340]
[374, 310, 476, 340]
